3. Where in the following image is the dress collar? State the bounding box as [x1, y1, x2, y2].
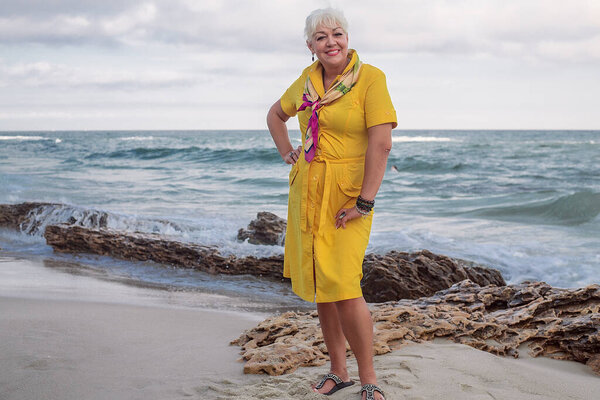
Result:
[308, 49, 358, 98]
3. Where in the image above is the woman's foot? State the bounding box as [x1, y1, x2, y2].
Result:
[360, 383, 385, 400]
[312, 370, 352, 395]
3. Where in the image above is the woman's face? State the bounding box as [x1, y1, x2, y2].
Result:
[307, 25, 349, 72]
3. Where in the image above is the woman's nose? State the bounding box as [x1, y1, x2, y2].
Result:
[326, 35, 335, 46]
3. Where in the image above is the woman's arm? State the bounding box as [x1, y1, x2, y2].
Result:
[335, 122, 393, 229]
[267, 101, 302, 165]
[360, 122, 393, 201]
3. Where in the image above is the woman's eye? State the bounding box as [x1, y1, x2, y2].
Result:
[334, 32, 343, 36]
[316, 36, 325, 41]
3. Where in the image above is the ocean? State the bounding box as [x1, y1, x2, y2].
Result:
[1, 130, 598, 308]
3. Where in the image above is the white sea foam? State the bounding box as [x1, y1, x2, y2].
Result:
[392, 136, 457, 143]
[0, 136, 52, 141]
[119, 136, 155, 141]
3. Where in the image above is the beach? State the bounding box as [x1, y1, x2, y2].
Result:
[1, 130, 599, 399]
[1, 256, 599, 400]
[0, 256, 266, 400]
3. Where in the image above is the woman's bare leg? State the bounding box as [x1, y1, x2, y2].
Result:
[336, 297, 384, 400]
[313, 302, 351, 394]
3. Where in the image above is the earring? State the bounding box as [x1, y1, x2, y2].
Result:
[312, 53, 315, 62]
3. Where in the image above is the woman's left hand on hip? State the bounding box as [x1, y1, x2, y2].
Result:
[335, 206, 360, 229]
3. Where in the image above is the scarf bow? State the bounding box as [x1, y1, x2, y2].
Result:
[297, 50, 362, 162]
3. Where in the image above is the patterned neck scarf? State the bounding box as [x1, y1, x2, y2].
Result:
[297, 50, 362, 162]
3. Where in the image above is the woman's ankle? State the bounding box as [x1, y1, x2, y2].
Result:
[329, 366, 349, 380]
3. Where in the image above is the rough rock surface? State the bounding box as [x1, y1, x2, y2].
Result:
[237, 212, 287, 246]
[45, 224, 286, 278]
[232, 280, 600, 376]
[361, 250, 505, 302]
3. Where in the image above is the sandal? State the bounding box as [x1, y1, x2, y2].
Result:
[360, 383, 385, 400]
[313, 373, 355, 395]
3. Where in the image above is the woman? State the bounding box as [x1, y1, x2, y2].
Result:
[266, 8, 395, 400]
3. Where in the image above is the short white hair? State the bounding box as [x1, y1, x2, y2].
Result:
[304, 8, 348, 41]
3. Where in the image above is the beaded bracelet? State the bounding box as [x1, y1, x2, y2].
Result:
[355, 195, 374, 216]
[357, 195, 375, 205]
[355, 205, 370, 215]
[356, 196, 374, 210]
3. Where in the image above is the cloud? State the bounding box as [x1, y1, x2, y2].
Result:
[0, 2, 163, 46]
[348, 0, 600, 62]
[0, 59, 196, 90]
[2, 1, 599, 63]
[1, 0, 599, 130]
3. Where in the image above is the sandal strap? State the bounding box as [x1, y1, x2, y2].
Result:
[315, 373, 343, 389]
[361, 384, 385, 400]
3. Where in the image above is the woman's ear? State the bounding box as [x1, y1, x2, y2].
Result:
[306, 39, 313, 54]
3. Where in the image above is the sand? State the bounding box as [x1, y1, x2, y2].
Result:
[203, 338, 600, 399]
[0, 296, 264, 400]
[1, 256, 599, 400]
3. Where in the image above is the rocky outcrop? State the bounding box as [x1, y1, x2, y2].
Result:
[361, 250, 505, 302]
[45, 224, 286, 278]
[237, 212, 287, 246]
[2, 202, 505, 301]
[232, 280, 600, 376]
[44, 223, 504, 301]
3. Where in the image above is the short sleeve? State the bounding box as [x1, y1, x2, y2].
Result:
[364, 72, 397, 129]
[279, 74, 305, 118]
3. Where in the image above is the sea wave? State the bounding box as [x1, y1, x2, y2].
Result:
[392, 136, 458, 143]
[17, 203, 187, 237]
[10, 202, 285, 259]
[0, 135, 61, 144]
[0, 135, 50, 141]
[84, 146, 280, 163]
[119, 136, 155, 141]
[389, 156, 469, 173]
[463, 191, 600, 226]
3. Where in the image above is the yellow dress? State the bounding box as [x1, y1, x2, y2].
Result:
[280, 51, 397, 303]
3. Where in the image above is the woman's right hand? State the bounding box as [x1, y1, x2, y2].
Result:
[283, 145, 302, 165]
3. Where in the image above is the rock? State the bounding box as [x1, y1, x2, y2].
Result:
[233, 311, 328, 375]
[43, 223, 503, 302]
[233, 280, 600, 376]
[1, 202, 507, 302]
[361, 250, 505, 302]
[0, 202, 109, 235]
[0, 202, 59, 231]
[237, 212, 287, 246]
[43, 221, 504, 302]
[45, 224, 286, 279]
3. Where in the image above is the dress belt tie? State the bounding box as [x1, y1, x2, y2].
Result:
[301, 155, 365, 236]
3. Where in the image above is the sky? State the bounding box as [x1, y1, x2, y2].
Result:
[0, 0, 599, 131]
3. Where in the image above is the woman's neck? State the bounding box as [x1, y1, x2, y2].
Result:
[321, 56, 351, 89]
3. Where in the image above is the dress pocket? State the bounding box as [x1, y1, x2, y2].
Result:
[338, 162, 364, 197]
[337, 176, 361, 197]
[289, 163, 299, 186]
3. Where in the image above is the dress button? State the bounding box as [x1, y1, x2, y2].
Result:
[313, 176, 318, 181]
